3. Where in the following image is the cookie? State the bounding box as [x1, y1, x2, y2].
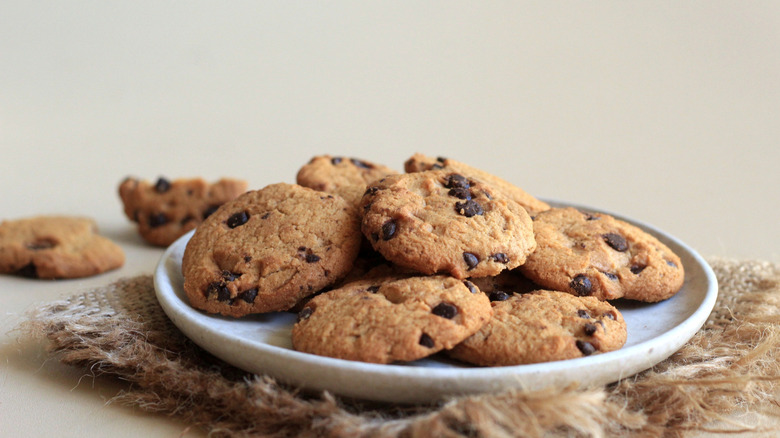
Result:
[519, 207, 685, 302]
[468, 269, 541, 302]
[182, 183, 361, 317]
[291, 275, 492, 364]
[296, 155, 397, 207]
[119, 176, 248, 247]
[0, 216, 124, 279]
[448, 290, 627, 366]
[360, 170, 536, 279]
[404, 153, 550, 215]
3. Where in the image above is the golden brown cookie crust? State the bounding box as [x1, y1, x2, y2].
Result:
[360, 170, 536, 279]
[448, 290, 626, 366]
[0, 216, 124, 279]
[519, 207, 685, 302]
[119, 176, 247, 247]
[291, 275, 492, 364]
[182, 183, 361, 317]
[296, 155, 397, 207]
[404, 153, 550, 215]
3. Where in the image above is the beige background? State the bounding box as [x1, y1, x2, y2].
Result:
[1, 2, 778, 437]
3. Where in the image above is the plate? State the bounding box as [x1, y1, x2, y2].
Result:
[154, 201, 718, 403]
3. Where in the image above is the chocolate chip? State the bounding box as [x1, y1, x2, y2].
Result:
[630, 265, 646, 275]
[602, 272, 619, 281]
[382, 220, 397, 240]
[432, 163, 444, 170]
[666, 260, 678, 268]
[570, 274, 592, 296]
[367, 285, 380, 293]
[576, 340, 597, 356]
[582, 211, 600, 221]
[584, 323, 598, 336]
[350, 158, 373, 169]
[305, 253, 321, 263]
[448, 187, 471, 199]
[444, 174, 469, 189]
[26, 239, 55, 250]
[463, 280, 478, 294]
[207, 282, 231, 302]
[148, 213, 168, 228]
[491, 253, 509, 264]
[180, 215, 195, 225]
[244, 255, 252, 263]
[603, 312, 616, 320]
[239, 288, 258, 303]
[227, 211, 249, 228]
[154, 177, 171, 193]
[419, 333, 435, 348]
[203, 205, 220, 219]
[603, 233, 628, 252]
[432, 302, 458, 319]
[577, 309, 591, 319]
[436, 156, 447, 163]
[261, 212, 271, 220]
[221, 271, 240, 281]
[15, 263, 38, 278]
[455, 200, 484, 217]
[489, 290, 510, 302]
[463, 252, 479, 270]
[364, 186, 380, 196]
[331, 157, 343, 165]
[297, 307, 314, 322]
[370, 232, 379, 242]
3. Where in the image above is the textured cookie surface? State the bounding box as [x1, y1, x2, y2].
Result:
[519, 207, 684, 302]
[119, 176, 248, 247]
[0, 216, 124, 279]
[448, 290, 626, 366]
[360, 170, 536, 279]
[292, 275, 492, 364]
[182, 183, 361, 317]
[296, 155, 396, 207]
[404, 153, 550, 215]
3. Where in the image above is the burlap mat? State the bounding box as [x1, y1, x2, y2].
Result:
[20, 258, 780, 437]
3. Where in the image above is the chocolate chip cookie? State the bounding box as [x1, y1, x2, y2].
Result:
[182, 183, 361, 317]
[404, 153, 550, 215]
[448, 290, 626, 366]
[0, 216, 124, 279]
[291, 275, 492, 364]
[360, 170, 536, 279]
[296, 155, 397, 207]
[519, 207, 685, 302]
[119, 176, 248, 247]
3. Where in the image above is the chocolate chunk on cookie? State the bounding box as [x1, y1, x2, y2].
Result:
[0, 216, 124, 279]
[182, 183, 362, 317]
[448, 290, 626, 366]
[404, 153, 550, 215]
[291, 275, 492, 364]
[360, 170, 536, 279]
[296, 155, 397, 207]
[519, 207, 684, 302]
[119, 176, 248, 247]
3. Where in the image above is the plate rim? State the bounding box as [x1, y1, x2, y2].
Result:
[153, 199, 718, 402]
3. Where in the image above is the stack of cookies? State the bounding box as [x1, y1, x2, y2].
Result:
[180, 153, 685, 367]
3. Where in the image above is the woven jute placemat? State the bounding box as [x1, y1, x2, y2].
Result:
[20, 258, 780, 437]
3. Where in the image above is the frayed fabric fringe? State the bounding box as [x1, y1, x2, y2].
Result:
[19, 259, 780, 437]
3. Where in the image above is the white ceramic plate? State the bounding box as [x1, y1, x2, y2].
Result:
[154, 201, 718, 403]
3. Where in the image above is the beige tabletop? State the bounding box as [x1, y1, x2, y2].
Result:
[1, 2, 778, 437]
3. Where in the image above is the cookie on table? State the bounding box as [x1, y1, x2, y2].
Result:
[182, 183, 361, 317]
[292, 275, 492, 364]
[404, 153, 550, 215]
[360, 170, 536, 279]
[519, 207, 684, 302]
[119, 176, 248, 247]
[0, 216, 124, 279]
[296, 155, 397, 207]
[448, 290, 626, 366]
